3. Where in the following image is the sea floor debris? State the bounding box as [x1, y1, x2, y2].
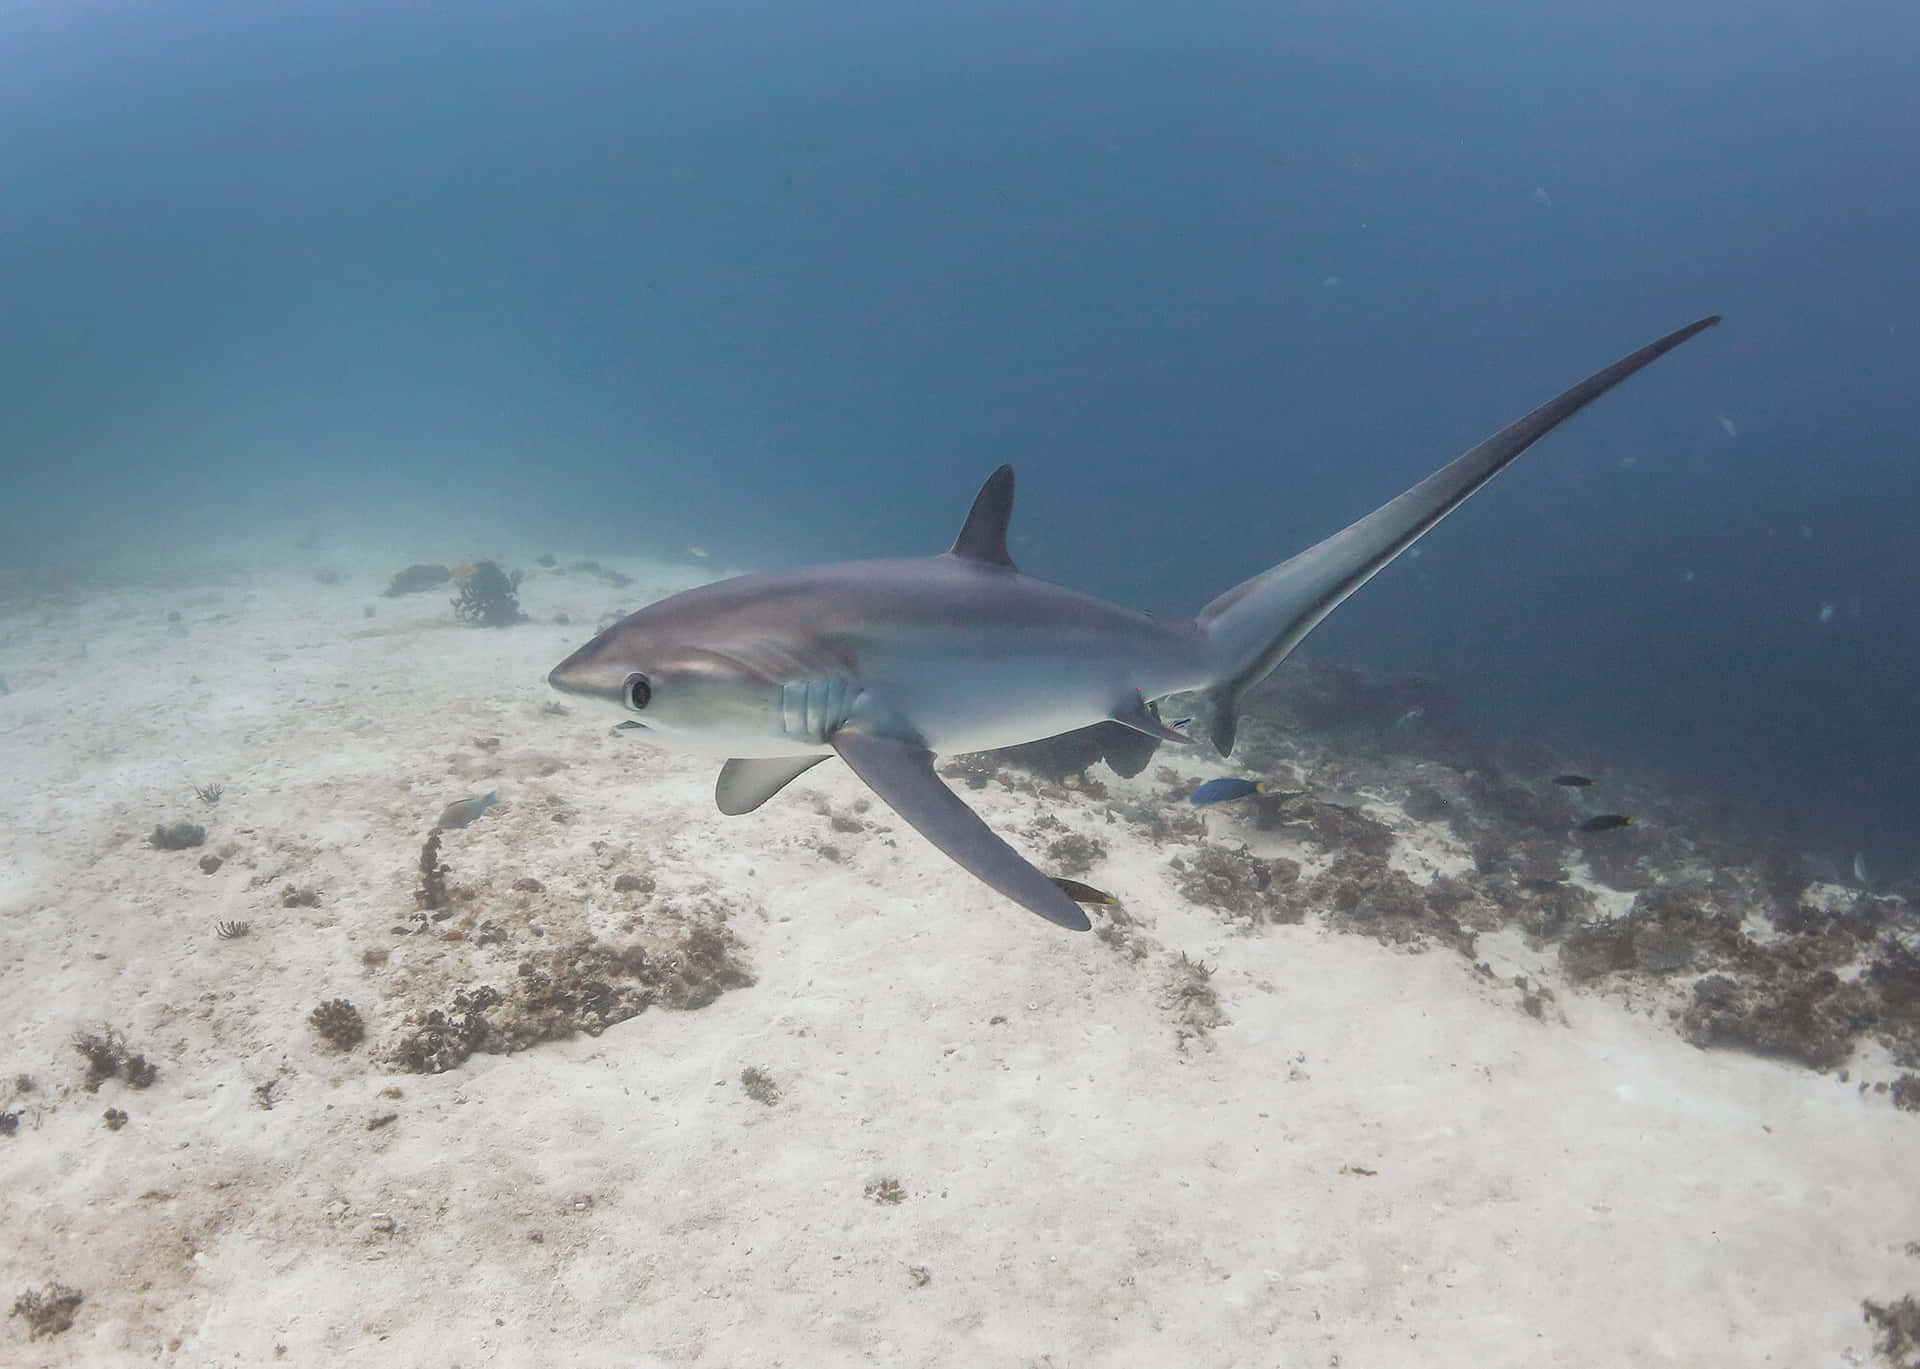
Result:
[10, 1282, 83, 1340]
[389, 919, 753, 1074]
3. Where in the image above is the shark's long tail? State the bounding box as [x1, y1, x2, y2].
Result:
[1195, 316, 1721, 755]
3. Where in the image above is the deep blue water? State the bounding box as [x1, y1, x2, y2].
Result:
[3, 1, 1914, 873]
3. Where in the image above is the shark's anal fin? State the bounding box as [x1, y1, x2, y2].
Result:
[830, 730, 1091, 931]
[715, 755, 831, 815]
[948, 465, 1018, 570]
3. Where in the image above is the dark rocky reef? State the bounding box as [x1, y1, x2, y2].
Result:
[1680, 972, 1870, 1073]
[1170, 844, 1302, 925]
[11, 1283, 83, 1340]
[71, 1026, 157, 1092]
[1862, 1296, 1920, 1368]
[1541, 879, 1920, 1074]
[390, 919, 753, 1074]
[1308, 851, 1476, 954]
[452, 561, 527, 627]
[414, 831, 449, 911]
[382, 563, 451, 597]
[1044, 831, 1108, 878]
[149, 821, 206, 850]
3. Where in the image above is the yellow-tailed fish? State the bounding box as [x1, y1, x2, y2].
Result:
[1190, 777, 1268, 805]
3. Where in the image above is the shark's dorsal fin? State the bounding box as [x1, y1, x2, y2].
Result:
[949, 465, 1018, 570]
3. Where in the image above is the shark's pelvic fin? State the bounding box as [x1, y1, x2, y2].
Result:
[949, 464, 1019, 570]
[716, 755, 831, 815]
[1110, 691, 1197, 744]
[830, 728, 1091, 930]
[1081, 721, 1158, 779]
[1197, 315, 1721, 754]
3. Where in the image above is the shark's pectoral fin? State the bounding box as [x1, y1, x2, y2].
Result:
[716, 755, 831, 815]
[830, 730, 1091, 931]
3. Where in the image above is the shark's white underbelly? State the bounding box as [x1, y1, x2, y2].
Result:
[849, 626, 1206, 756]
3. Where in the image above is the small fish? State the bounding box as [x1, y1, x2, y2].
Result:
[1393, 705, 1426, 730]
[1817, 602, 1835, 625]
[1552, 774, 1594, 787]
[1854, 852, 1871, 888]
[1048, 877, 1115, 906]
[687, 545, 710, 559]
[1518, 877, 1567, 893]
[1576, 814, 1634, 833]
[611, 720, 647, 738]
[437, 791, 499, 830]
[1191, 777, 1271, 805]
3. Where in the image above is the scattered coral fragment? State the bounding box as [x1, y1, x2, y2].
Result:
[11, 1283, 82, 1340]
[309, 999, 367, 1051]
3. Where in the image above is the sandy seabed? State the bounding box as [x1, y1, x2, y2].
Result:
[1, 547, 1916, 1368]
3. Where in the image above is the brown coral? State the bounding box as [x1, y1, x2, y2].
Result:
[309, 999, 366, 1050]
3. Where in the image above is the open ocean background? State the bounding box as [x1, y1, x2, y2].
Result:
[2, 1, 1914, 876]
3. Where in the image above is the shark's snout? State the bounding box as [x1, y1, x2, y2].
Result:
[546, 640, 632, 707]
[545, 657, 592, 698]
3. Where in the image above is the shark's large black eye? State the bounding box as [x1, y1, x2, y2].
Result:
[623, 673, 652, 710]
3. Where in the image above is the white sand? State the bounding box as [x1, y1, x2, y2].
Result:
[1, 553, 1915, 1367]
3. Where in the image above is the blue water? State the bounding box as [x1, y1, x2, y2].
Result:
[3, 1, 1914, 872]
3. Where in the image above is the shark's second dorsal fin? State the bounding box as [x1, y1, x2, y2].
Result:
[949, 465, 1018, 570]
